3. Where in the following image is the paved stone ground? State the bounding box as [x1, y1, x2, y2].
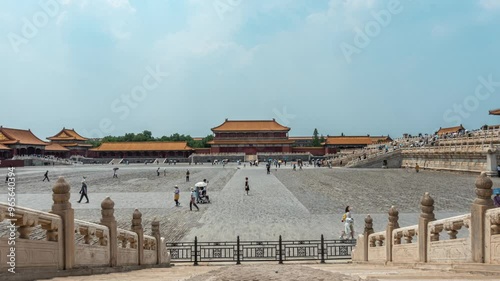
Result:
[45, 263, 500, 281]
[1, 164, 499, 242]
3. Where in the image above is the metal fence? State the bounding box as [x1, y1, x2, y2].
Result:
[166, 235, 356, 265]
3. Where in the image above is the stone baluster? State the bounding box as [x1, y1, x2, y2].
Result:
[386, 206, 399, 262]
[50, 177, 74, 270]
[491, 214, 500, 235]
[471, 172, 494, 263]
[16, 214, 38, 239]
[100, 197, 117, 267]
[485, 144, 498, 177]
[404, 230, 415, 244]
[363, 214, 374, 261]
[132, 209, 144, 265]
[419, 192, 435, 262]
[152, 219, 162, 264]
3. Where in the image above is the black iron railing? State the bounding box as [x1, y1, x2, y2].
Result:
[166, 235, 356, 265]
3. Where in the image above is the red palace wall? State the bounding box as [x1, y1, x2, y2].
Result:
[292, 147, 325, 156]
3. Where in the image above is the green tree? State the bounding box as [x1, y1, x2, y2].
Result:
[312, 128, 321, 147]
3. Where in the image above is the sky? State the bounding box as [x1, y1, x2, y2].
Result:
[1, 0, 499, 140]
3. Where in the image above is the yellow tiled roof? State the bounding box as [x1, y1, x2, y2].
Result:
[212, 119, 290, 132]
[45, 143, 70, 152]
[0, 127, 47, 146]
[47, 128, 88, 141]
[90, 142, 193, 152]
[437, 125, 464, 135]
[324, 136, 373, 145]
[489, 109, 500, 115]
[0, 143, 11, 150]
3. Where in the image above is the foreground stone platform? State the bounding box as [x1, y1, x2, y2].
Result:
[46, 263, 500, 281]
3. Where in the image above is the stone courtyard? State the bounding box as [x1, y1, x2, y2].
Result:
[1, 164, 499, 242]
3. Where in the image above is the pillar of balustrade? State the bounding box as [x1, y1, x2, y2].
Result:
[132, 209, 144, 265]
[471, 172, 494, 263]
[50, 177, 75, 270]
[386, 206, 399, 262]
[363, 214, 374, 262]
[151, 219, 163, 265]
[100, 197, 118, 267]
[485, 144, 498, 177]
[418, 192, 435, 262]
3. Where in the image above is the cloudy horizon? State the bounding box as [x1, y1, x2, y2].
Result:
[1, 0, 499, 140]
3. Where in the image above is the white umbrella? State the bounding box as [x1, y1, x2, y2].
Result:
[195, 182, 207, 188]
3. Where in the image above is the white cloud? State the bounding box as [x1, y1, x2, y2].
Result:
[479, 0, 500, 10]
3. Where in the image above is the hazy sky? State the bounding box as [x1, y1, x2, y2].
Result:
[1, 0, 499, 140]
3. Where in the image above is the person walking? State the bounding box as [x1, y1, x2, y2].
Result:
[164, 168, 167, 177]
[43, 170, 50, 182]
[113, 168, 118, 178]
[340, 206, 354, 240]
[244, 177, 250, 195]
[415, 163, 420, 173]
[494, 189, 500, 207]
[186, 170, 190, 182]
[189, 187, 199, 211]
[174, 185, 180, 207]
[77, 177, 89, 203]
[157, 168, 160, 176]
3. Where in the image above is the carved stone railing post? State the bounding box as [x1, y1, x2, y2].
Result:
[50, 177, 74, 270]
[132, 209, 144, 265]
[485, 144, 498, 177]
[363, 214, 374, 262]
[152, 219, 162, 264]
[419, 192, 435, 262]
[100, 197, 117, 267]
[471, 172, 494, 263]
[386, 206, 399, 262]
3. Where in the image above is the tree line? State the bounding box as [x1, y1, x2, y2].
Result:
[86, 130, 214, 148]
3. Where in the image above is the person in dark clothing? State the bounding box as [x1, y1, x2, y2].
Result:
[77, 177, 89, 203]
[186, 170, 190, 182]
[43, 170, 50, 182]
[157, 168, 160, 176]
[244, 177, 250, 195]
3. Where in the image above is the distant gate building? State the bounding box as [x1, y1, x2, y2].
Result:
[208, 119, 294, 155]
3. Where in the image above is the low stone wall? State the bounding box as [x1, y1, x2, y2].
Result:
[0, 177, 170, 280]
[189, 154, 245, 164]
[256, 153, 311, 162]
[353, 173, 497, 266]
[400, 145, 498, 175]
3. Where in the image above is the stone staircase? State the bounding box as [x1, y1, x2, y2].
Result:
[108, 158, 123, 165]
[154, 158, 167, 164]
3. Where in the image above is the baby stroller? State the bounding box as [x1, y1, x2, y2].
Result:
[195, 182, 210, 204]
[198, 187, 210, 204]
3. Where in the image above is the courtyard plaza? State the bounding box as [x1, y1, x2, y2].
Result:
[1, 163, 499, 243]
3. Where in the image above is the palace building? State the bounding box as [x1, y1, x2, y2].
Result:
[437, 125, 465, 136]
[47, 128, 92, 157]
[323, 135, 392, 154]
[0, 126, 47, 158]
[88, 141, 194, 158]
[207, 119, 295, 155]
